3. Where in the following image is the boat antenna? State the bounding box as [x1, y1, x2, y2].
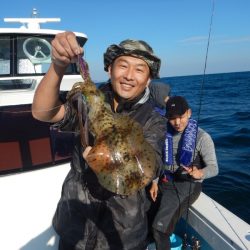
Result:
[31, 8, 39, 18]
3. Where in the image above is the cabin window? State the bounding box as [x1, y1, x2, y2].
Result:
[0, 79, 35, 90]
[0, 36, 10, 75]
[0, 34, 87, 87]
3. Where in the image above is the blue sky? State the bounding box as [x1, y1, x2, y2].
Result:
[1, 0, 250, 81]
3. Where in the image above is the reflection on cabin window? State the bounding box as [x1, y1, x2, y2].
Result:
[0, 79, 35, 90]
[0, 36, 10, 75]
[17, 36, 52, 74]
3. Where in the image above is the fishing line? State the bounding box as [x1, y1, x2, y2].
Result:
[183, 0, 215, 243]
[183, 1, 248, 249]
[0, 104, 64, 114]
[211, 198, 249, 250]
[197, 0, 215, 123]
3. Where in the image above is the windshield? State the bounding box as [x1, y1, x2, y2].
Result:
[0, 34, 86, 77]
[0, 34, 86, 91]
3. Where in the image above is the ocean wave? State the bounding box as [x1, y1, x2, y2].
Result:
[233, 111, 250, 120]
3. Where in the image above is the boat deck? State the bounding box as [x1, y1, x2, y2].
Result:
[0, 164, 249, 250]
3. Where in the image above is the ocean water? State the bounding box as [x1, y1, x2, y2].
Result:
[158, 71, 250, 224]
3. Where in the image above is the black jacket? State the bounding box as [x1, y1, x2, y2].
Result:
[52, 82, 166, 250]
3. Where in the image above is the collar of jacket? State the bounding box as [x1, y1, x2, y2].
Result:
[99, 81, 149, 113]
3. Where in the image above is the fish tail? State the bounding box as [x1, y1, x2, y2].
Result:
[78, 55, 90, 81]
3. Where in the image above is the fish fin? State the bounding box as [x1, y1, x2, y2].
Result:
[69, 91, 89, 148]
[77, 94, 89, 148]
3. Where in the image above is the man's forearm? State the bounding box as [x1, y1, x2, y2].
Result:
[32, 63, 66, 122]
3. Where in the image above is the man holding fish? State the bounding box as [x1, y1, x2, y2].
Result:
[32, 31, 166, 250]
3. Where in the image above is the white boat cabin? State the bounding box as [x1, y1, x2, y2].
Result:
[0, 11, 87, 249]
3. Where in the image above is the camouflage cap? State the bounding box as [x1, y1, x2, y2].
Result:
[104, 39, 161, 78]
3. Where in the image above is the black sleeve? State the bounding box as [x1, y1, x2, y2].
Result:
[143, 111, 167, 178]
[52, 91, 80, 132]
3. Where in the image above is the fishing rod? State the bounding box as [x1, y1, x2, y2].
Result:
[197, 1, 215, 123]
[183, 1, 248, 249]
[182, 1, 215, 248]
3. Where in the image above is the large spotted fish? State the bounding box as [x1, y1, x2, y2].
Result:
[66, 56, 157, 195]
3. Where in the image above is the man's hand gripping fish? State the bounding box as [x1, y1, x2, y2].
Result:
[66, 56, 157, 195]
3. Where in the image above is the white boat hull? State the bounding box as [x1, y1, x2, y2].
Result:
[0, 164, 249, 250]
[0, 164, 69, 250]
